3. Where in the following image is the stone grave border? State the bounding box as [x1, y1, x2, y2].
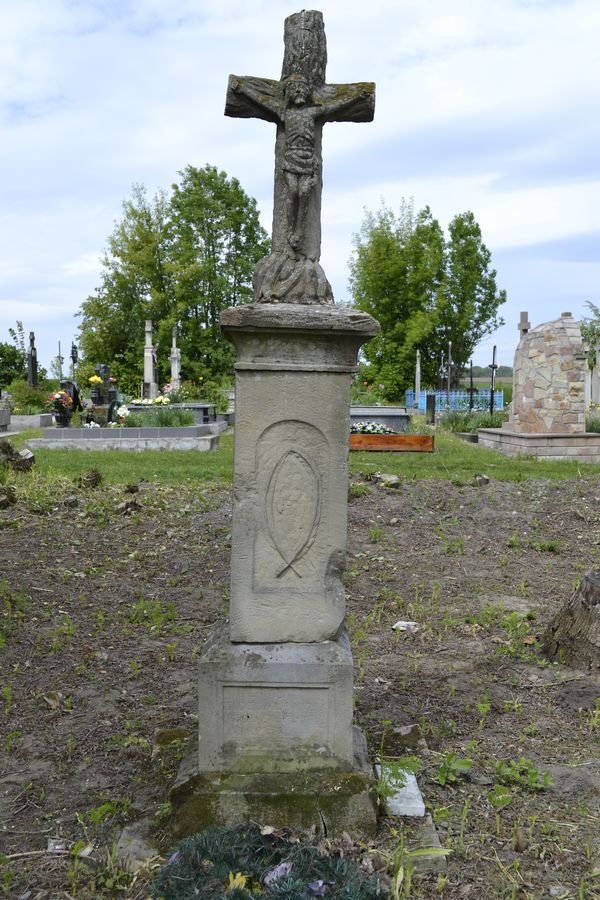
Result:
[27, 424, 220, 452]
[478, 428, 600, 462]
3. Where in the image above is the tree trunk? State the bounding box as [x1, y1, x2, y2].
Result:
[543, 572, 600, 670]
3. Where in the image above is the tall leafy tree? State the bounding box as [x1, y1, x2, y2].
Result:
[77, 184, 171, 390]
[349, 202, 506, 396]
[349, 202, 446, 398]
[579, 301, 600, 369]
[167, 165, 269, 381]
[0, 343, 26, 387]
[77, 165, 269, 390]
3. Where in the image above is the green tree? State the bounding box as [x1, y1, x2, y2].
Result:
[349, 202, 506, 397]
[77, 165, 269, 392]
[0, 343, 26, 387]
[579, 301, 600, 369]
[77, 184, 171, 392]
[168, 165, 269, 381]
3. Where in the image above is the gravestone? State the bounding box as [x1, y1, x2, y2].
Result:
[172, 9, 379, 837]
[414, 349, 421, 408]
[170, 326, 181, 391]
[507, 311, 587, 433]
[27, 332, 38, 388]
[143, 320, 159, 399]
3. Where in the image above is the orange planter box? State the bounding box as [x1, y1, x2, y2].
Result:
[349, 433, 434, 452]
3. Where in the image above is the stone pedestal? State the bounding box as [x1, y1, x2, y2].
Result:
[223, 303, 378, 644]
[172, 303, 379, 837]
[197, 630, 355, 773]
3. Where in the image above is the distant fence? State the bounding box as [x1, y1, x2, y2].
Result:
[405, 389, 504, 412]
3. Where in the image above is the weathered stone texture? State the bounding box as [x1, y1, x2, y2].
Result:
[507, 313, 587, 434]
[222, 304, 379, 642]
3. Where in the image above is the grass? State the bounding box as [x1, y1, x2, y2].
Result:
[12, 431, 234, 485]
[348, 431, 600, 482]
[9, 428, 600, 487]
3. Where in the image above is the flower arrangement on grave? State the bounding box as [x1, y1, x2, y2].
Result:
[48, 390, 73, 412]
[350, 376, 387, 405]
[133, 396, 171, 405]
[162, 383, 191, 403]
[350, 421, 395, 435]
[88, 375, 103, 386]
[105, 406, 130, 428]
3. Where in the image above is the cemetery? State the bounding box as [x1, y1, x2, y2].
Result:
[1, 7, 600, 900]
[2, 435, 600, 897]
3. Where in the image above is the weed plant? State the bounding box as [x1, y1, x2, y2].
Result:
[126, 408, 196, 427]
[585, 413, 600, 433]
[439, 409, 508, 433]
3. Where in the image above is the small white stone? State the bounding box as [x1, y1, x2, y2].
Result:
[392, 620, 419, 632]
[375, 764, 426, 816]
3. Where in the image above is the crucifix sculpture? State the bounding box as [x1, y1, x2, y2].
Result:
[225, 9, 375, 304]
[171, 9, 380, 838]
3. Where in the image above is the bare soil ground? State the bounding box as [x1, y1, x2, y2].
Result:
[1, 471, 599, 898]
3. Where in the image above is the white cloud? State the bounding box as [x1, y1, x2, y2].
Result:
[1, 0, 599, 370]
[62, 253, 102, 276]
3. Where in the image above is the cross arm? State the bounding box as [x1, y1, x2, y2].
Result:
[225, 75, 281, 124]
[317, 82, 375, 123]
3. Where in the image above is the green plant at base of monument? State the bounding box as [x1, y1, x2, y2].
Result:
[125, 408, 196, 427]
[150, 823, 383, 900]
[585, 404, 600, 432]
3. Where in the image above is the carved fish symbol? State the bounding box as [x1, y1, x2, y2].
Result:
[266, 449, 321, 578]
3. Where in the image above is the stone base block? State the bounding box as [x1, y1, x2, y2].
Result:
[170, 727, 377, 841]
[198, 630, 355, 772]
[478, 428, 600, 462]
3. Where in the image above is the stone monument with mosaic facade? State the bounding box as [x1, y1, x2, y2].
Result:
[508, 311, 587, 434]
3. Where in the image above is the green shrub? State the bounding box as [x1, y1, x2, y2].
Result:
[5, 380, 52, 414]
[125, 408, 196, 427]
[406, 413, 435, 435]
[440, 409, 507, 433]
[585, 414, 600, 433]
[196, 380, 230, 413]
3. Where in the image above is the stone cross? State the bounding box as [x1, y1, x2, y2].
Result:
[170, 326, 181, 391]
[519, 311, 530, 336]
[414, 348, 421, 407]
[143, 320, 158, 399]
[225, 9, 375, 304]
[171, 10, 379, 840]
[27, 332, 38, 388]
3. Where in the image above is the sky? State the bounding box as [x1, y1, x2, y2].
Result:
[1, 0, 599, 375]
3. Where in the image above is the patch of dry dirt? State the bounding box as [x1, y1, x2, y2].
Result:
[1, 472, 599, 897]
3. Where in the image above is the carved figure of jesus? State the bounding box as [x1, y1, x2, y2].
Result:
[225, 9, 374, 302]
[228, 73, 374, 259]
